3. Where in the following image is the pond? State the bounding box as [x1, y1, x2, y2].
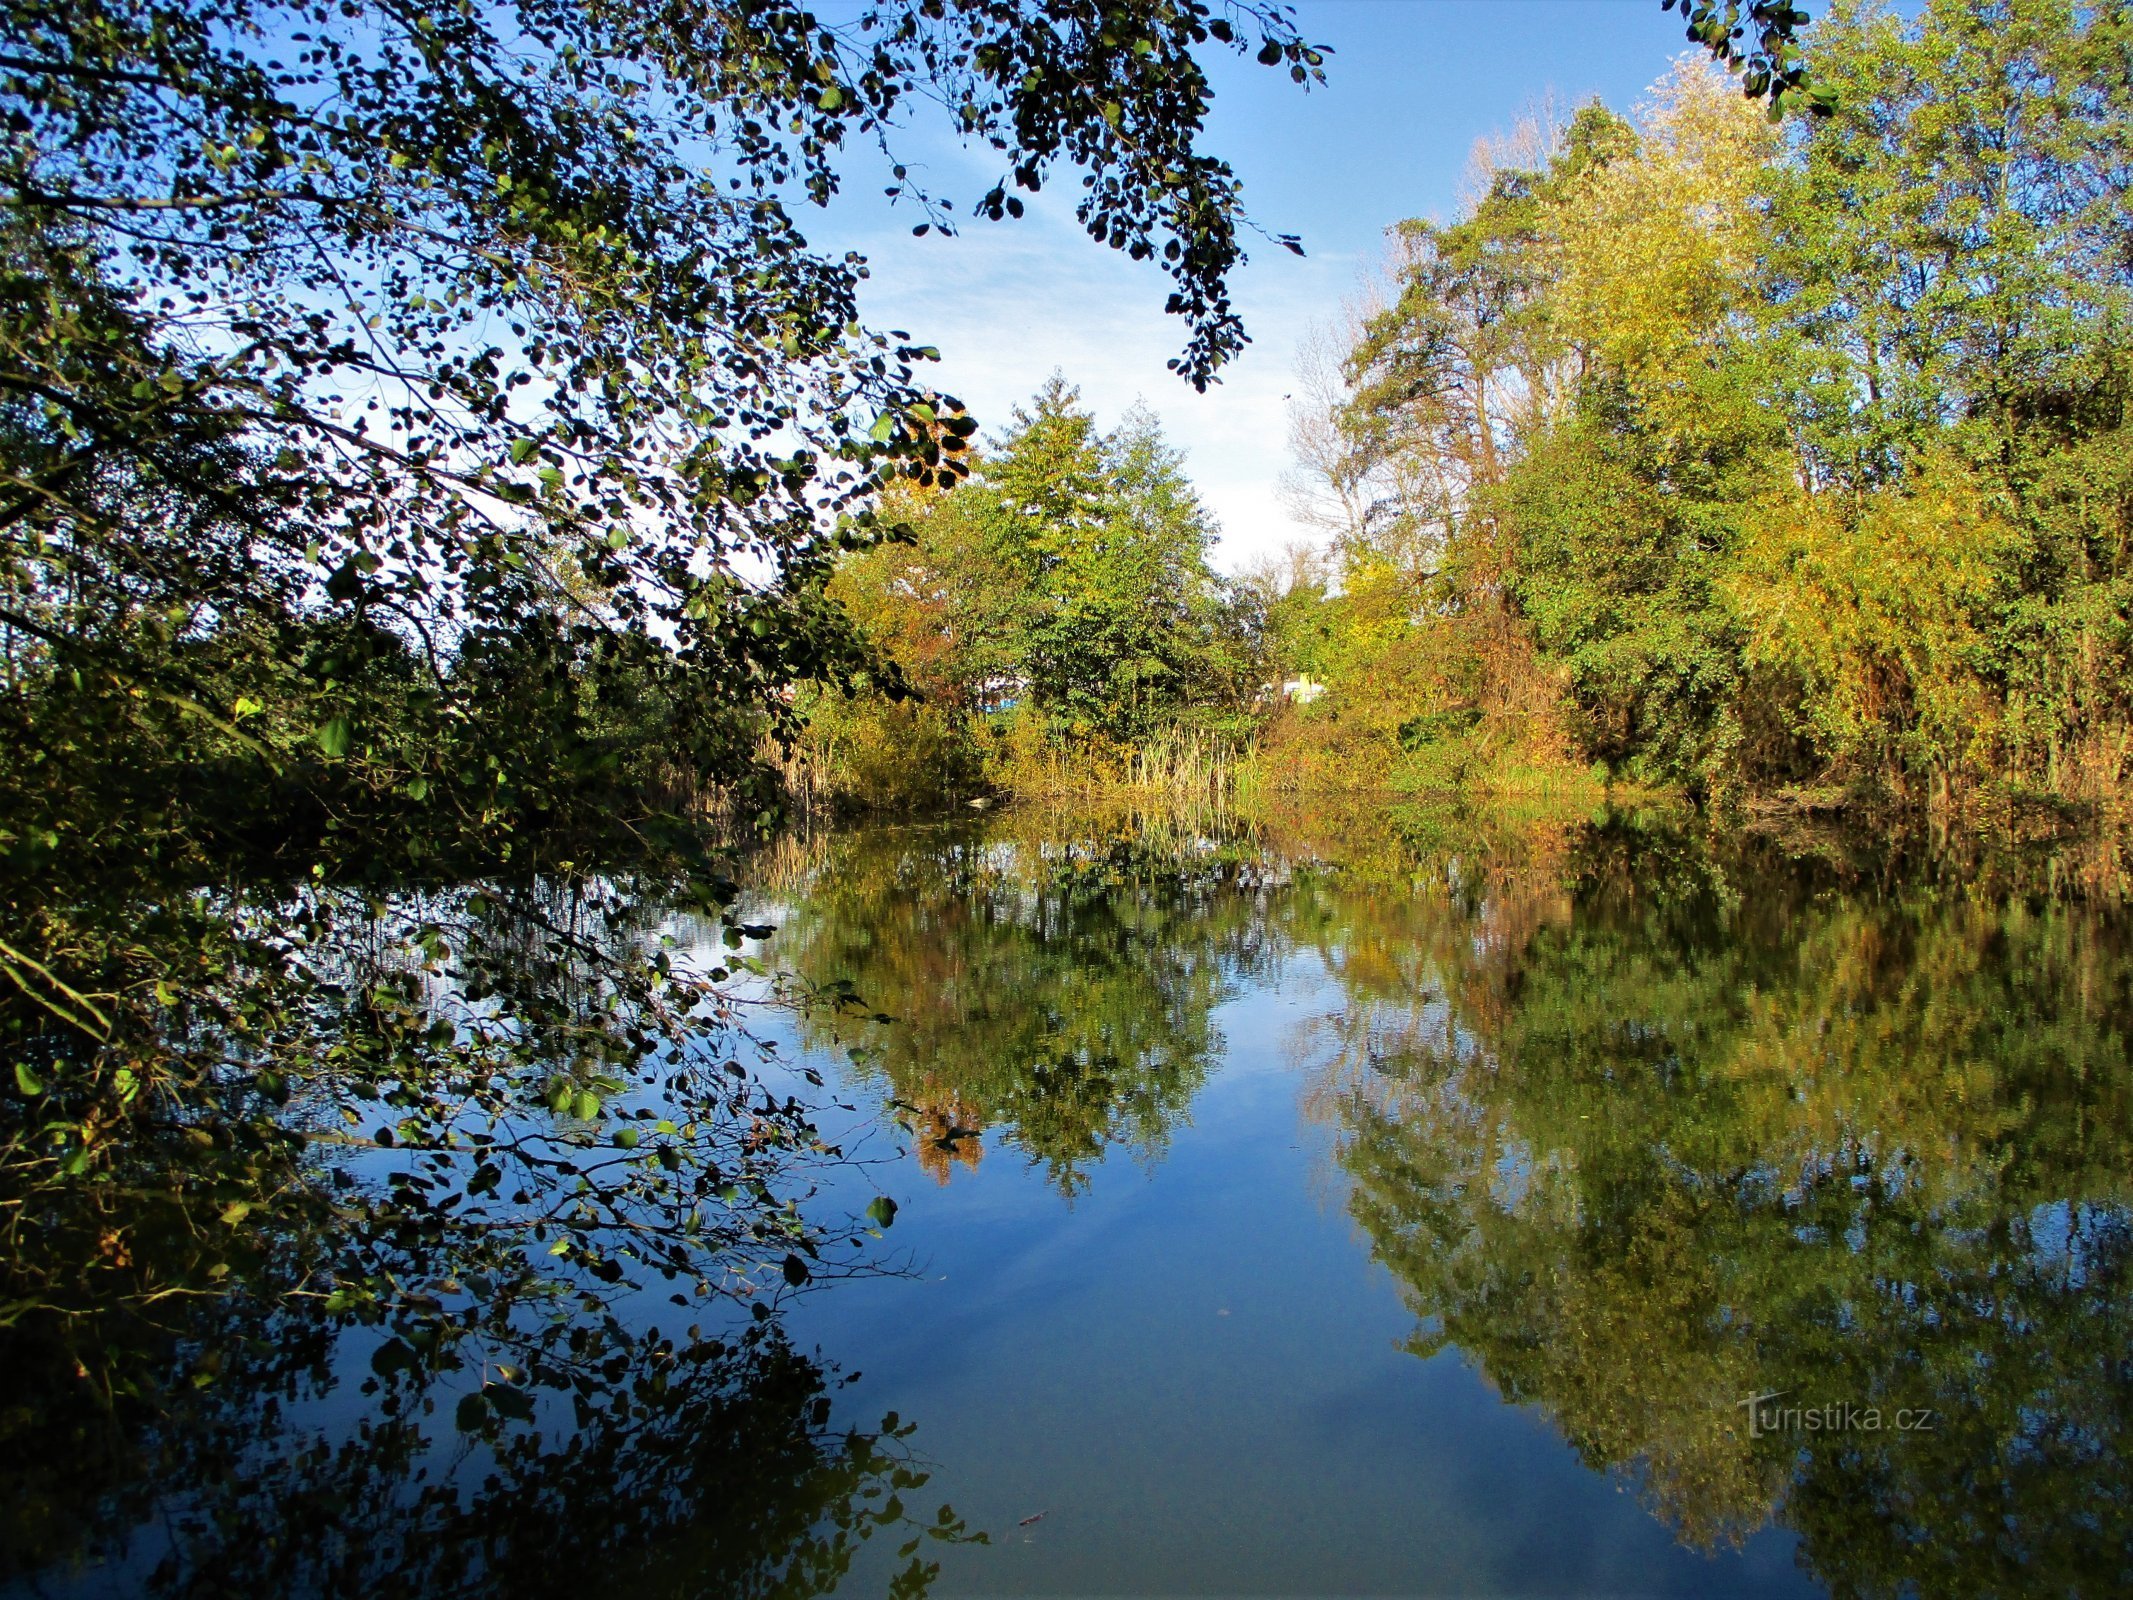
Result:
[10, 802, 2133, 1597]
[747, 804, 2133, 1597]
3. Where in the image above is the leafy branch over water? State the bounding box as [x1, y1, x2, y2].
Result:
[0, 0, 1334, 1582]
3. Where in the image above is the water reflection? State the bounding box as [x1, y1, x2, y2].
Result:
[762, 816, 1286, 1194]
[1301, 815, 2133, 1596]
[1, 1304, 968, 1600]
[0, 869, 980, 1600]
[757, 803, 2133, 1596]
[13, 803, 2133, 1597]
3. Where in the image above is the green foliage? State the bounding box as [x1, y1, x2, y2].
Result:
[1728, 450, 2023, 793]
[1500, 368, 1784, 787]
[995, 381, 1245, 743]
[801, 378, 1258, 807]
[1662, 0, 1836, 115]
[1289, 2, 2133, 811]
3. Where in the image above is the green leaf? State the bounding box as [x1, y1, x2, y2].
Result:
[14, 1063, 44, 1097]
[315, 715, 352, 759]
[614, 1126, 640, 1149]
[866, 1195, 898, 1229]
[455, 1391, 489, 1431]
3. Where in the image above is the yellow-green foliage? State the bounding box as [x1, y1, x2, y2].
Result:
[796, 382, 1260, 811]
[1551, 58, 1778, 404]
[789, 690, 985, 814]
[1728, 457, 2019, 799]
[1296, 6, 2133, 814]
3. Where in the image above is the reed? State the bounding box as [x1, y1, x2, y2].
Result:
[998, 733, 1248, 803]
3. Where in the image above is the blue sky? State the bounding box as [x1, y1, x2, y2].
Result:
[813, 1, 1717, 570]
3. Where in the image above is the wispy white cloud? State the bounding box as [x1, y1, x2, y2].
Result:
[833, 185, 1361, 572]
[803, 0, 1693, 571]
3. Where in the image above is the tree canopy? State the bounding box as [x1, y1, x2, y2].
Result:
[796, 375, 1254, 805]
[1268, 0, 2133, 808]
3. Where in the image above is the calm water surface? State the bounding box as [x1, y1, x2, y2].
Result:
[745, 807, 2133, 1597]
[12, 805, 2133, 1597]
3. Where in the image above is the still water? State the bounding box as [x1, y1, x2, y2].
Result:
[11, 803, 2133, 1597]
[746, 805, 2133, 1597]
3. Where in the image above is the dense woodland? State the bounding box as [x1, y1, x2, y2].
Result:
[809, 0, 2133, 814]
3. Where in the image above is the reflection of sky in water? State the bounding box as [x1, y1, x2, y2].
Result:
[726, 814, 2133, 1598]
[772, 943, 1821, 1597]
[33, 815, 2127, 1599]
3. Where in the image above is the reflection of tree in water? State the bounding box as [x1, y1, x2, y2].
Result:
[763, 814, 1282, 1194]
[1303, 817, 2133, 1596]
[0, 870, 977, 1598]
[907, 1086, 986, 1185]
[0, 1267, 973, 1600]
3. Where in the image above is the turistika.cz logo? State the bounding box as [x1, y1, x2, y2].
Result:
[1736, 1391, 1937, 1440]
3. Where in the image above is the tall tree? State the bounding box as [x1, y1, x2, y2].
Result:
[1759, 0, 2133, 490]
[975, 378, 1232, 742]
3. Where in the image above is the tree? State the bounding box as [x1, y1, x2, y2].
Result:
[0, 0, 1341, 1506]
[1759, 0, 2133, 490]
[1002, 383, 1233, 741]
[807, 375, 1244, 798]
[1285, 6, 2131, 807]
[1739, 0, 2133, 799]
